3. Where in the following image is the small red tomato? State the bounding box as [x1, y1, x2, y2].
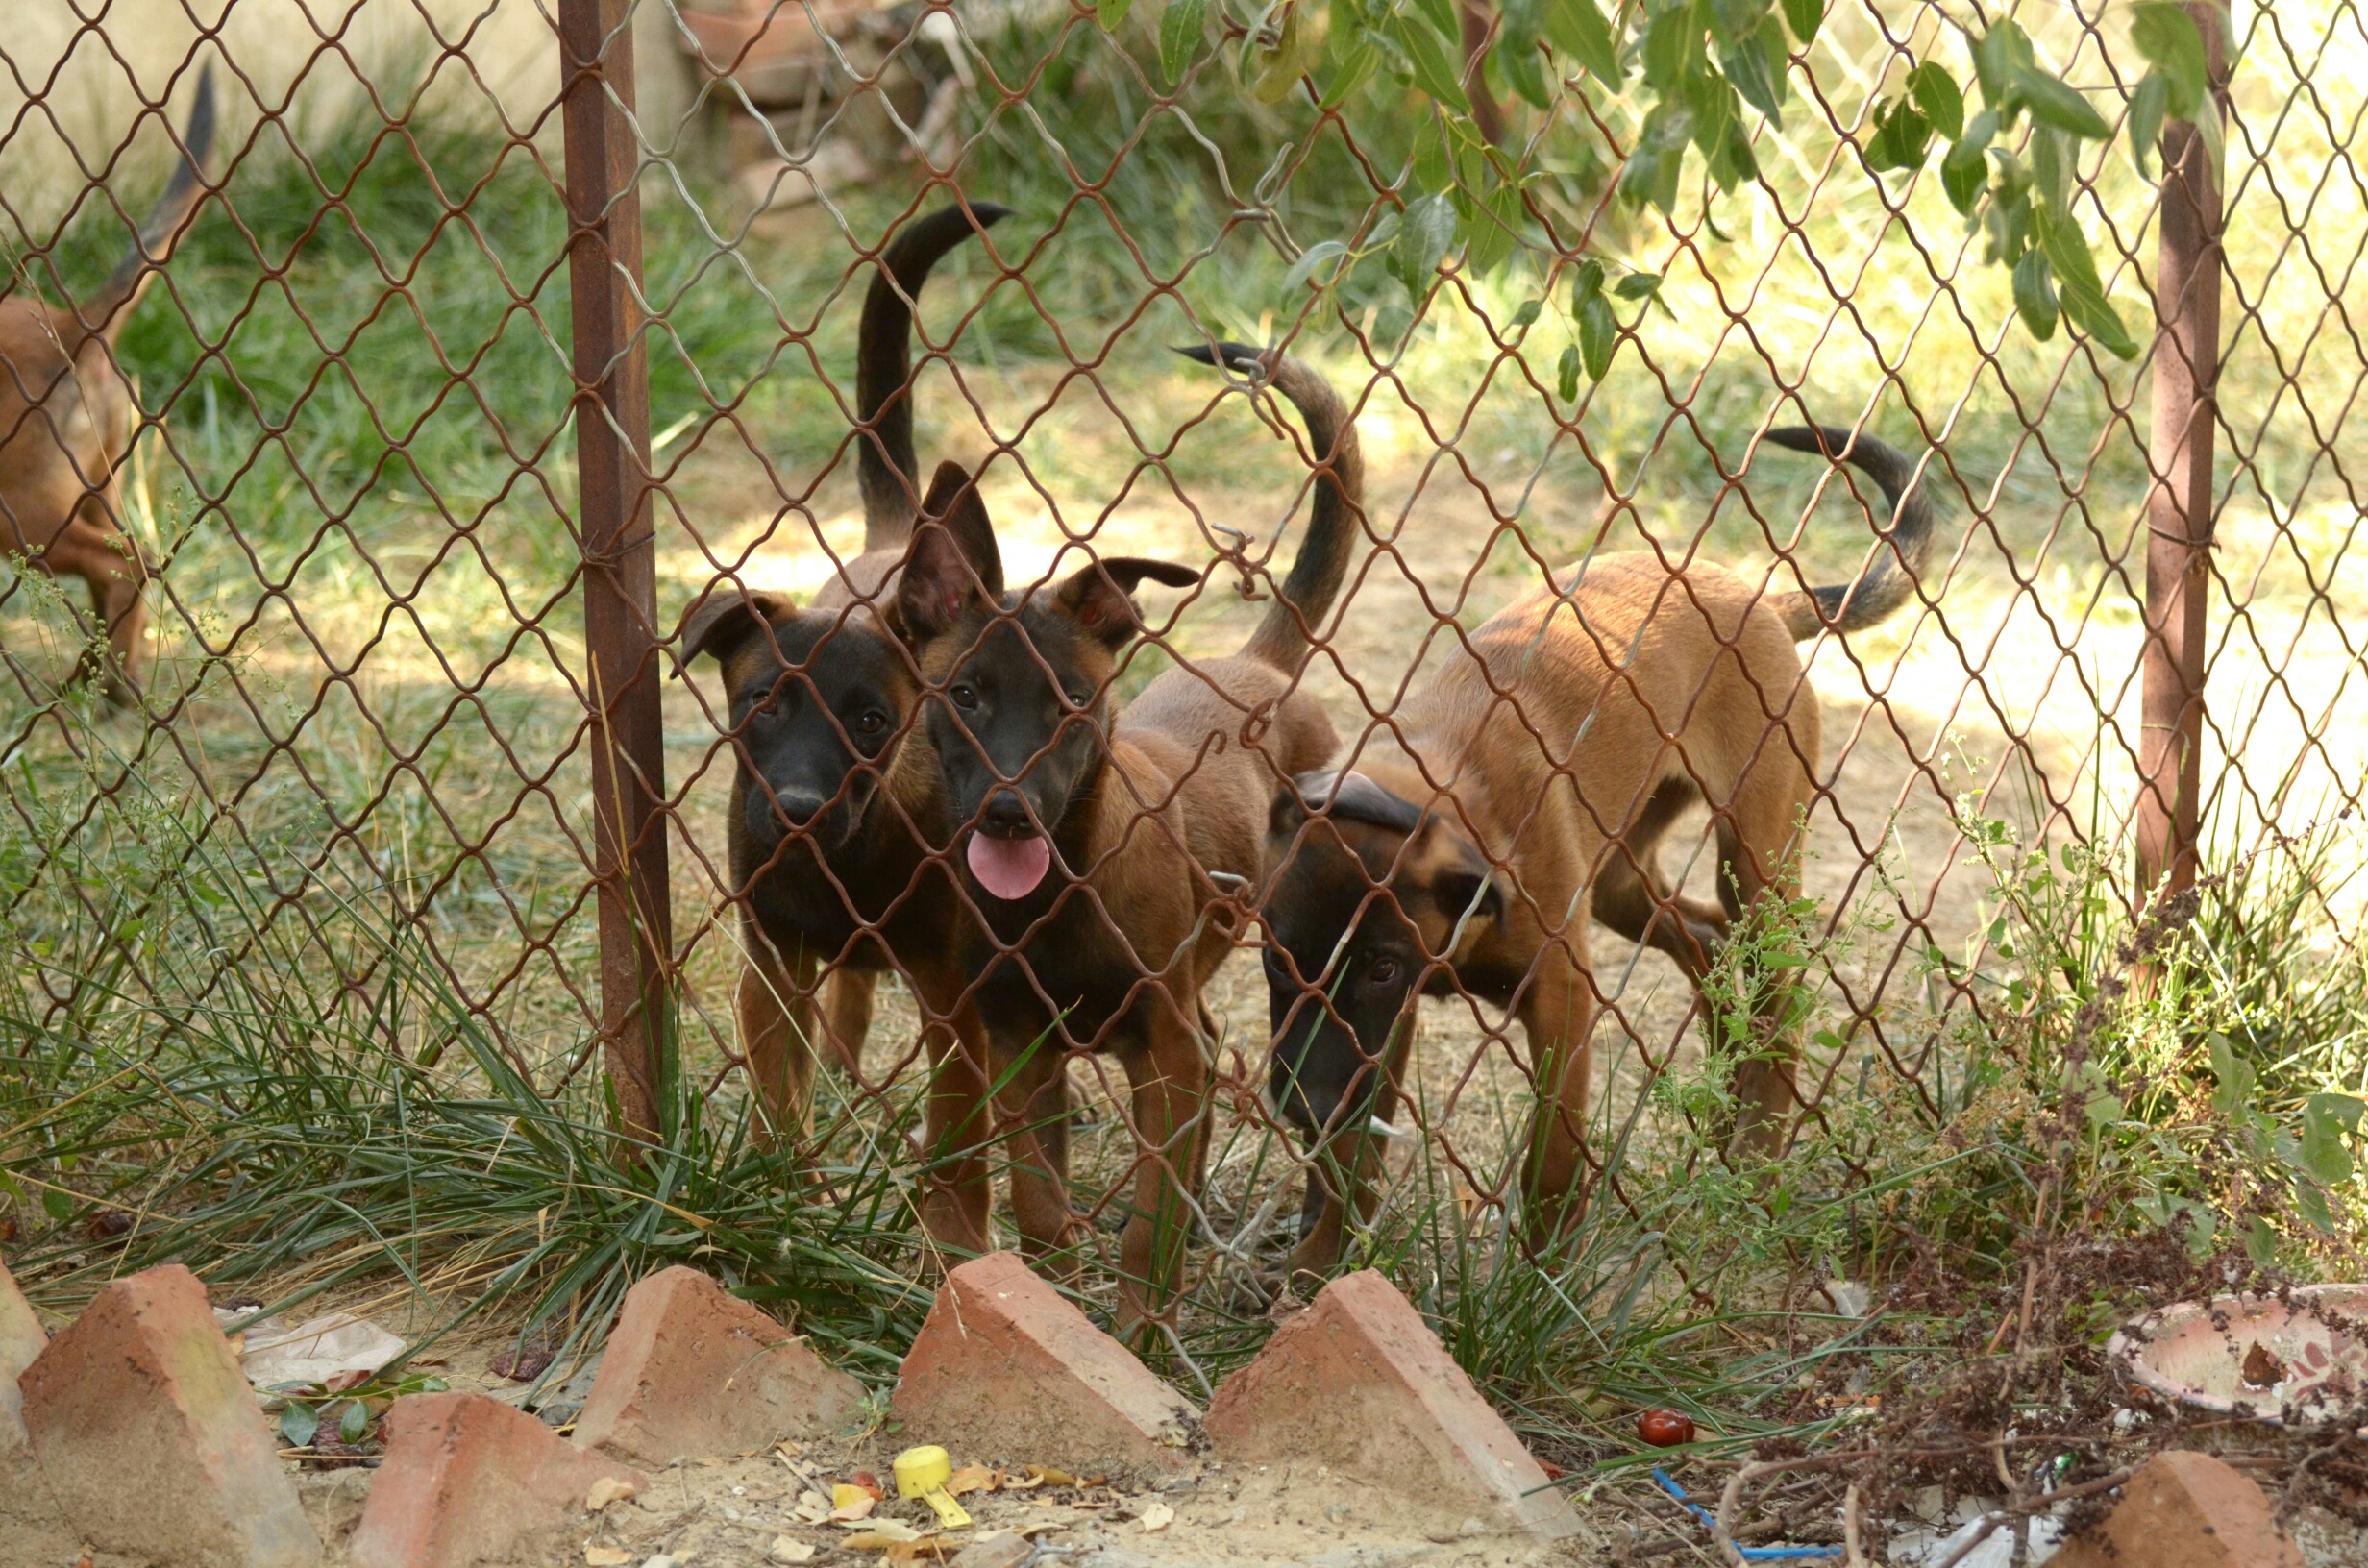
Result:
[1636, 1408, 1695, 1447]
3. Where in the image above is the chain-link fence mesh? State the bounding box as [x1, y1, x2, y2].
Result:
[3, 0, 2363, 1378]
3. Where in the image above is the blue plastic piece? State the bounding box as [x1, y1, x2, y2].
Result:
[1651, 1467, 1846, 1560]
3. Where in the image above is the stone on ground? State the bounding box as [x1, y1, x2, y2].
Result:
[350, 1389, 644, 1568]
[573, 1264, 864, 1463]
[1204, 1269, 1577, 1540]
[891, 1251, 1197, 1480]
[16, 1262, 320, 1567]
[0, 1258, 43, 1453]
[2051, 1449, 2304, 1568]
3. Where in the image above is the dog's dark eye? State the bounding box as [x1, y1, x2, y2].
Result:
[1369, 957, 1400, 985]
[854, 710, 887, 736]
[1066, 688, 1092, 709]
[951, 683, 978, 710]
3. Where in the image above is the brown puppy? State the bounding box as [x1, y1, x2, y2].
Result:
[1261, 424, 1936, 1280]
[0, 69, 215, 702]
[682, 203, 1007, 1241]
[892, 343, 1365, 1332]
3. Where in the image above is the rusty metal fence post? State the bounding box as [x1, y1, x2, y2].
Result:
[2135, 2, 2232, 905]
[560, 0, 670, 1135]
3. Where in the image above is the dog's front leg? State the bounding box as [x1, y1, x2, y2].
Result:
[1114, 999, 1212, 1343]
[738, 934, 823, 1149]
[995, 1032, 1088, 1283]
[1516, 942, 1595, 1252]
[917, 974, 994, 1264]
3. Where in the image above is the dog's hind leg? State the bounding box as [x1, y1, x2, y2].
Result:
[1710, 748, 1818, 1159]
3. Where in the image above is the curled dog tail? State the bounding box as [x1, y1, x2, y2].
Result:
[856, 200, 1010, 551]
[1766, 423, 1937, 639]
[1178, 342, 1365, 671]
[70, 65, 218, 348]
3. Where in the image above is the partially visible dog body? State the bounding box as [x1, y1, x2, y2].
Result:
[0, 70, 216, 703]
[891, 343, 1365, 1333]
[1260, 425, 1936, 1282]
[683, 202, 1007, 1236]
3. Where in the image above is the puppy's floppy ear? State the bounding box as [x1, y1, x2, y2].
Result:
[1053, 556, 1201, 649]
[1270, 773, 1323, 842]
[893, 461, 1002, 642]
[1427, 831, 1506, 931]
[680, 588, 793, 670]
[1309, 770, 1426, 835]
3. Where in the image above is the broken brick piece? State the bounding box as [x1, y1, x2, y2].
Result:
[573, 1264, 865, 1463]
[1204, 1269, 1577, 1540]
[2051, 1449, 2304, 1568]
[17, 1262, 320, 1567]
[349, 1390, 644, 1568]
[891, 1252, 1198, 1480]
[0, 1257, 43, 1453]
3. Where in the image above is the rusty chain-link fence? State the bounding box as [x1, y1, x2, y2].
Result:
[3, 0, 2363, 1355]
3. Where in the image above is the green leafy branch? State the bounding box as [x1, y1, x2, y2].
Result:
[1109, 0, 2223, 363]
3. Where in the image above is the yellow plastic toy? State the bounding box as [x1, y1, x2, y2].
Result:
[893, 1444, 974, 1530]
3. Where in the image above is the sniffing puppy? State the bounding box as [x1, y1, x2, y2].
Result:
[892, 343, 1365, 1331]
[682, 203, 1008, 1242]
[1260, 424, 1936, 1280]
[0, 69, 216, 703]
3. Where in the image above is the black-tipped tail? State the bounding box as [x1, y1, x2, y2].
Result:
[1179, 342, 1365, 670]
[856, 201, 1011, 551]
[75, 65, 217, 346]
[1766, 423, 1936, 639]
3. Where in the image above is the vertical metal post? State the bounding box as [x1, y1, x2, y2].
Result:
[560, 0, 670, 1137]
[2135, 3, 2230, 904]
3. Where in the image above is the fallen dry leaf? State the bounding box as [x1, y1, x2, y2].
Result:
[791, 1491, 832, 1525]
[583, 1550, 632, 1567]
[769, 1540, 817, 1564]
[1139, 1501, 1174, 1533]
[1021, 1465, 1076, 1488]
[945, 1463, 996, 1496]
[585, 1475, 637, 1512]
[829, 1483, 877, 1522]
[851, 1469, 884, 1495]
[841, 1519, 924, 1547]
[883, 1541, 946, 1564]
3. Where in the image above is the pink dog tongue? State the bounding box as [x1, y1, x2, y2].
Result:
[967, 833, 1051, 900]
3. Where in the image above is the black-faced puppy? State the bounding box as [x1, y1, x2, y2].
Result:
[0, 68, 215, 703]
[894, 344, 1365, 1333]
[683, 203, 1007, 1241]
[1261, 425, 1936, 1280]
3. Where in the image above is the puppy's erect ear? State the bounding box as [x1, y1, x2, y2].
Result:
[893, 461, 1002, 642]
[680, 588, 793, 670]
[1053, 556, 1201, 649]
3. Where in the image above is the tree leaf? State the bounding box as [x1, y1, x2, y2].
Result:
[2246, 1214, 2281, 1267]
[1974, 20, 2035, 110]
[1557, 344, 1581, 402]
[2299, 1093, 2360, 1185]
[2013, 65, 2111, 140]
[1281, 239, 1349, 296]
[1509, 297, 1542, 329]
[1494, 0, 1556, 110]
[1863, 97, 1933, 173]
[1388, 193, 1458, 300]
[338, 1398, 371, 1444]
[2130, 1, 2210, 119]
[1613, 270, 1663, 299]
[1906, 61, 1963, 139]
[1159, 0, 1209, 86]
[1941, 131, 1989, 214]
[1542, 0, 1622, 85]
[1578, 290, 1617, 378]
[2011, 248, 2059, 340]
[2208, 1034, 2257, 1123]
[1781, 0, 1821, 46]
[2032, 124, 2069, 214]
[1098, 0, 1132, 32]
[1390, 12, 1473, 110]
[1723, 32, 1787, 124]
[1249, 1, 1324, 103]
[2129, 70, 2168, 180]
[1409, 0, 1461, 49]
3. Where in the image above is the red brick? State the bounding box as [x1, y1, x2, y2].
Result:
[1204, 1270, 1577, 1540]
[0, 1259, 43, 1454]
[349, 1390, 644, 1568]
[891, 1252, 1198, 1480]
[573, 1264, 864, 1463]
[2051, 1449, 2304, 1568]
[17, 1262, 319, 1567]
